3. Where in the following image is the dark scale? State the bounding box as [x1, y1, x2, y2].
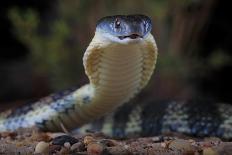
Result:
[112, 103, 134, 138]
[45, 94, 78, 130]
[5, 88, 78, 119]
[3, 88, 78, 131]
[163, 101, 189, 133]
[6, 104, 33, 118]
[37, 88, 78, 130]
[3, 119, 13, 130]
[35, 120, 48, 130]
[82, 95, 91, 104]
[50, 94, 76, 112]
[50, 88, 77, 102]
[186, 99, 223, 137]
[88, 117, 105, 133]
[141, 100, 169, 137]
[50, 100, 66, 112]
[4, 116, 25, 130]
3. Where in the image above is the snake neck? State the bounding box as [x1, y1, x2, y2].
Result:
[0, 32, 157, 132]
[77, 32, 157, 120]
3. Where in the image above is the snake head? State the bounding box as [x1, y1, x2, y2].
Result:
[96, 14, 152, 43]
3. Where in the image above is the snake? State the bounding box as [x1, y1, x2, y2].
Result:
[0, 14, 232, 140]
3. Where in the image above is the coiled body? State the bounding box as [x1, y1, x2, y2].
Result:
[78, 100, 232, 140]
[0, 15, 157, 132]
[1, 15, 231, 140]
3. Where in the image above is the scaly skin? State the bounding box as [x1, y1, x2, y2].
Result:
[78, 99, 232, 140]
[0, 15, 158, 132]
[1, 15, 232, 140]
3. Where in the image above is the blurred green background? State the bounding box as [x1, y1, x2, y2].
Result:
[0, 0, 231, 111]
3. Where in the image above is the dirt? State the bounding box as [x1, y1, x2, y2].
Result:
[0, 127, 232, 155]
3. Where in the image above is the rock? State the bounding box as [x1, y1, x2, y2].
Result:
[160, 142, 167, 148]
[59, 146, 69, 154]
[203, 148, 218, 155]
[100, 139, 117, 147]
[34, 141, 49, 154]
[84, 135, 95, 145]
[87, 142, 105, 155]
[70, 142, 84, 151]
[169, 139, 195, 153]
[0, 131, 17, 139]
[47, 132, 67, 139]
[64, 142, 71, 149]
[49, 145, 62, 154]
[52, 135, 79, 145]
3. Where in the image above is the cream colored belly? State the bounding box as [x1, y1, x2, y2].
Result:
[72, 42, 147, 125]
[93, 44, 143, 109]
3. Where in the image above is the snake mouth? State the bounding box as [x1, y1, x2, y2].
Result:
[118, 34, 143, 40]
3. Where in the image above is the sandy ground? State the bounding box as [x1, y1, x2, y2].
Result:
[0, 127, 232, 155]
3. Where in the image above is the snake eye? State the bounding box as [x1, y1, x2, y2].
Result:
[114, 18, 121, 29]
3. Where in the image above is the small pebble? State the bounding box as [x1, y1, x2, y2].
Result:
[169, 139, 194, 152]
[49, 145, 62, 154]
[0, 131, 17, 139]
[84, 135, 95, 145]
[204, 137, 221, 142]
[124, 144, 129, 149]
[59, 146, 70, 154]
[188, 139, 195, 143]
[34, 141, 49, 154]
[52, 135, 79, 145]
[204, 137, 222, 146]
[152, 136, 163, 142]
[70, 142, 83, 151]
[160, 142, 167, 148]
[100, 139, 117, 147]
[203, 148, 218, 155]
[64, 142, 71, 149]
[87, 142, 105, 155]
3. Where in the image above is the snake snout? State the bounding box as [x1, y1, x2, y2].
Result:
[129, 34, 142, 39]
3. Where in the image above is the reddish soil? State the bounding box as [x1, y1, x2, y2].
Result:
[0, 127, 232, 155]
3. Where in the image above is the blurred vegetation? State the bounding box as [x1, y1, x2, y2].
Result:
[8, 7, 83, 90]
[6, 0, 231, 100]
[7, 0, 172, 91]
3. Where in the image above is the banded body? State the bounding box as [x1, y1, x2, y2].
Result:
[0, 15, 157, 132]
[78, 100, 232, 140]
[1, 15, 231, 140]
